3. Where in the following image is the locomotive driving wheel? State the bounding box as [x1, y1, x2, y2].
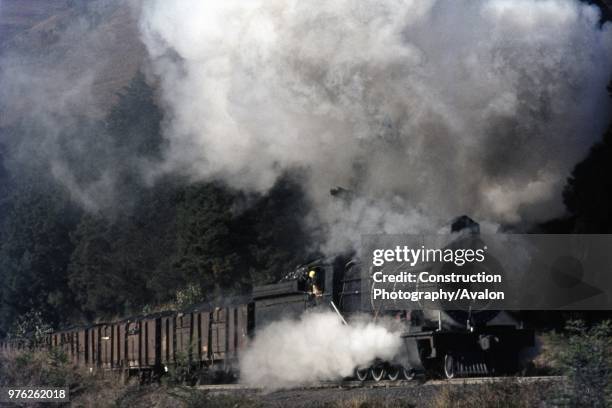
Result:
[370, 365, 387, 382]
[387, 365, 401, 381]
[402, 366, 416, 380]
[355, 367, 369, 381]
[444, 354, 457, 379]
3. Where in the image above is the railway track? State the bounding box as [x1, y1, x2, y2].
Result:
[196, 376, 565, 392]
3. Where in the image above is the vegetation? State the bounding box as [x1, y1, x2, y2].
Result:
[162, 350, 196, 386]
[0, 348, 260, 407]
[0, 347, 96, 396]
[7, 310, 52, 348]
[432, 380, 550, 408]
[540, 82, 612, 234]
[531, 331, 567, 375]
[555, 320, 612, 407]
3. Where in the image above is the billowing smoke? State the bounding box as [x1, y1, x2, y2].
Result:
[239, 311, 402, 388]
[139, 0, 612, 252]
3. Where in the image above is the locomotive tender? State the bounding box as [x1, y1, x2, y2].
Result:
[0, 216, 533, 382]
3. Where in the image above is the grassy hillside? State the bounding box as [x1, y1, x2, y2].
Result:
[0, 0, 145, 125]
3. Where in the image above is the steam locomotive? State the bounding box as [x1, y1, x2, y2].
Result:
[0, 216, 533, 382]
[254, 215, 534, 380]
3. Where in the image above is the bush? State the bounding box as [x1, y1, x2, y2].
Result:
[531, 331, 566, 375]
[0, 348, 129, 407]
[163, 350, 197, 386]
[175, 284, 203, 310]
[7, 310, 52, 349]
[556, 320, 612, 407]
[0, 348, 79, 388]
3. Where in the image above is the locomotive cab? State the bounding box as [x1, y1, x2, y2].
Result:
[252, 261, 336, 328]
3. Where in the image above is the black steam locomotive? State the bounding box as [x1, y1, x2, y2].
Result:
[0, 216, 533, 382]
[253, 216, 534, 381]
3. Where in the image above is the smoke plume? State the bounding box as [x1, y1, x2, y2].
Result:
[139, 0, 612, 252]
[239, 311, 402, 388]
[141, 0, 612, 250]
[0, 1, 610, 246]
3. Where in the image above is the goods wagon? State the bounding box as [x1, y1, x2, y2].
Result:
[99, 324, 113, 369]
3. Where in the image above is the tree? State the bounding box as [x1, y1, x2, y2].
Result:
[66, 72, 177, 317]
[0, 177, 80, 333]
[244, 177, 313, 285]
[68, 178, 181, 317]
[540, 81, 612, 233]
[170, 183, 250, 298]
[105, 71, 164, 160]
[563, 125, 612, 232]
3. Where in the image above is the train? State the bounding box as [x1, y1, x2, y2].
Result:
[0, 216, 534, 382]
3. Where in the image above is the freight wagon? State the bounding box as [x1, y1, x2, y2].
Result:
[0, 302, 254, 382]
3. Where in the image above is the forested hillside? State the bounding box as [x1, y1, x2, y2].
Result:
[0, 73, 314, 337]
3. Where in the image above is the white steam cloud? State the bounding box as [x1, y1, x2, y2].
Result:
[239, 311, 402, 388]
[139, 0, 612, 252]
